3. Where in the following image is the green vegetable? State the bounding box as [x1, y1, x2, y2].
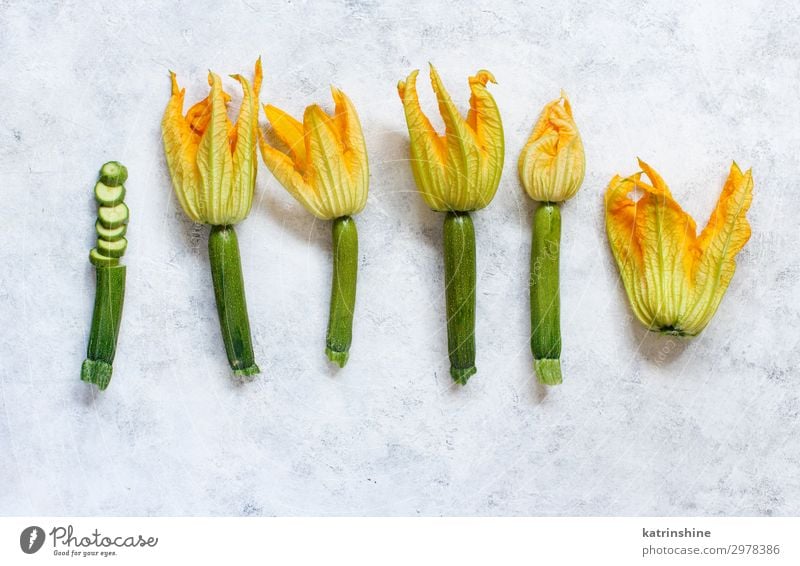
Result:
[325, 216, 358, 367]
[99, 161, 128, 186]
[208, 225, 259, 377]
[98, 202, 129, 228]
[530, 203, 562, 385]
[89, 248, 120, 268]
[97, 237, 127, 258]
[95, 220, 126, 241]
[443, 211, 476, 384]
[81, 266, 126, 389]
[94, 181, 126, 206]
[82, 161, 129, 390]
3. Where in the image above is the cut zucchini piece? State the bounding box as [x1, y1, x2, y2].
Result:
[99, 161, 128, 187]
[94, 181, 126, 206]
[95, 220, 126, 241]
[89, 248, 120, 267]
[98, 203, 129, 228]
[97, 237, 127, 258]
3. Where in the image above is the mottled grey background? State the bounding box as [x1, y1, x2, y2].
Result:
[1, 0, 798, 516]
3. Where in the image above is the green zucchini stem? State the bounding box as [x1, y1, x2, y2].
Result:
[326, 216, 358, 367]
[443, 211, 477, 384]
[208, 225, 259, 377]
[530, 203, 562, 385]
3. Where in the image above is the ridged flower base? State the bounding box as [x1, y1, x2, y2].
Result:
[81, 359, 113, 391]
[534, 359, 562, 386]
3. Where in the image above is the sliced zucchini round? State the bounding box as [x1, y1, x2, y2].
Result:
[99, 161, 128, 187]
[98, 203, 129, 228]
[95, 220, 126, 241]
[94, 181, 126, 206]
[97, 237, 127, 258]
[89, 248, 120, 267]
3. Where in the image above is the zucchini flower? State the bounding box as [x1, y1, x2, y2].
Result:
[397, 65, 504, 384]
[518, 92, 585, 385]
[161, 60, 262, 377]
[605, 159, 754, 336]
[519, 91, 585, 202]
[259, 87, 368, 367]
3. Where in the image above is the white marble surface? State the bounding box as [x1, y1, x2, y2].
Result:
[1, 0, 799, 516]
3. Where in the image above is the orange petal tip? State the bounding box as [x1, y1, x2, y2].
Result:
[329, 85, 343, 99]
[470, 69, 497, 86]
[398, 70, 419, 98]
[169, 71, 180, 94]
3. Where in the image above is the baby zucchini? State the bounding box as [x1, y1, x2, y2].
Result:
[82, 161, 129, 391]
[325, 216, 358, 367]
[444, 211, 477, 384]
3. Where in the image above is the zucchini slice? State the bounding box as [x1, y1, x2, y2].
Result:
[89, 248, 120, 267]
[95, 220, 126, 241]
[97, 237, 127, 258]
[99, 161, 128, 187]
[94, 181, 126, 206]
[98, 203, 129, 228]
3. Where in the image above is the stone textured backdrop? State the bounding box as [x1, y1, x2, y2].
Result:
[1, 0, 798, 516]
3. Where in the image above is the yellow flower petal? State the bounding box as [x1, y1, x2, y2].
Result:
[260, 88, 370, 220]
[518, 92, 585, 202]
[228, 58, 263, 224]
[397, 66, 504, 212]
[161, 72, 203, 223]
[264, 103, 307, 169]
[466, 70, 504, 202]
[397, 69, 449, 211]
[605, 160, 753, 336]
[330, 86, 369, 213]
[162, 62, 261, 226]
[633, 159, 700, 329]
[686, 162, 754, 332]
[305, 103, 354, 218]
[429, 64, 482, 208]
[605, 173, 650, 326]
[195, 71, 234, 225]
[184, 91, 231, 140]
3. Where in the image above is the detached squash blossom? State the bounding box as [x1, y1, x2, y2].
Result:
[259, 87, 368, 367]
[161, 60, 262, 377]
[518, 92, 585, 385]
[398, 65, 504, 384]
[605, 159, 754, 336]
